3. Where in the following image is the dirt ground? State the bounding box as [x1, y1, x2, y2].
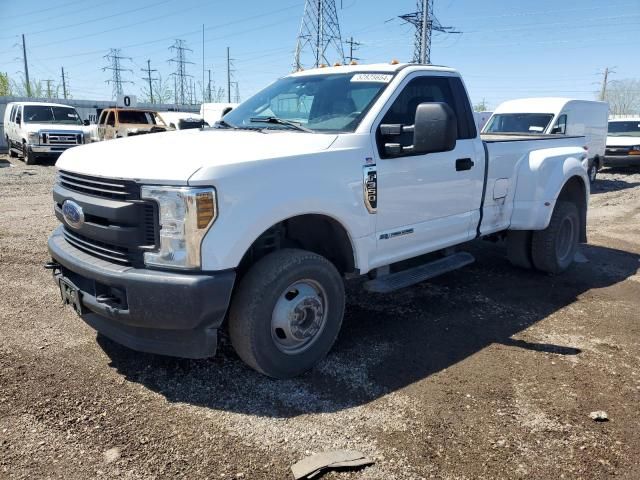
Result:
[1, 153, 639, 480]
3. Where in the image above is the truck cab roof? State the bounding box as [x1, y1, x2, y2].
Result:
[289, 62, 459, 77]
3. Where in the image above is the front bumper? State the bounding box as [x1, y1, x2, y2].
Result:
[48, 226, 236, 358]
[30, 144, 77, 155]
[603, 155, 640, 167]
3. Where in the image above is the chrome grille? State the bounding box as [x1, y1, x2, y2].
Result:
[58, 170, 137, 200]
[46, 133, 80, 145]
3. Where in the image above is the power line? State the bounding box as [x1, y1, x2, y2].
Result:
[294, 0, 345, 70]
[400, 0, 460, 64]
[103, 48, 133, 99]
[168, 39, 193, 105]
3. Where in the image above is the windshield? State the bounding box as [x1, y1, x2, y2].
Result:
[484, 113, 554, 134]
[608, 121, 640, 137]
[117, 110, 161, 125]
[23, 105, 82, 125]
[224, 72, 392, 133]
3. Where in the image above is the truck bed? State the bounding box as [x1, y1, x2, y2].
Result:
[481, 133, 583, 143]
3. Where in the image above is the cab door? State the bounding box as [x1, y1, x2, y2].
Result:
[371, 74, 484, 267]
[104, 111, 116, 140]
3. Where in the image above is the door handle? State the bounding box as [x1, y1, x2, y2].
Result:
[456, 158, 474, 171]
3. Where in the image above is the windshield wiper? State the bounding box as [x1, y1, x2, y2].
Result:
[249, 116, 314, 133]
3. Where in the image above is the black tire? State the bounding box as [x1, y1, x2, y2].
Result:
[506, 230, 533, 269]
[22, 143, 36, 165]
[7, 138, 17, 158]
[588, 159, 599, 183]
[228, 248, 345, 378]
[531, 201, 580, 274]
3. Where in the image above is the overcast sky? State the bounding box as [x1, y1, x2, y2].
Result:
[1, 0, 639, 109]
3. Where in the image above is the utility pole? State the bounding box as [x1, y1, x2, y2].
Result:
[141, 59, 158, 103]
[44, 79, 54, 98]
[227, 47, 232, 103]
[345, 36, 361, 63]
[400, 0, 460, 64]
[103, 48, 133, 99]
[294, 0, 345, 70]
[202, 24, 206, 105]
[599, 67, 616, 101]
[60, 67, 68, 99]
[168, 39, 194, 105]
[22, 34, 31, 97]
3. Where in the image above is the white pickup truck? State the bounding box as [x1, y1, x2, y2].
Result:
[47, 63, 590, 378]
[4, 102, 91, 165]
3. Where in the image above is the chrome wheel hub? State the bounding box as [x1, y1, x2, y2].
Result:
[271, 280, 328, 354]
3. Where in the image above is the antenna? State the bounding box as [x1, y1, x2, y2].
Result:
[103, 48, 133, 99]
[294, 0, 345, 70]
[399, 0, 460, 64]
[168, 39, 194, 106]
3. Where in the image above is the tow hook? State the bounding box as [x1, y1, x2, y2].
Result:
[44, 261, 61, 273]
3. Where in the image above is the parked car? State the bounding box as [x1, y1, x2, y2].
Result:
[483, 98, 608, 182]
[604, 117, 640, 168]
[48, 63, 590, 378]
[95, 108, 172, 141]
[3, 102, 91, 165]
[157, 111, 209, 130]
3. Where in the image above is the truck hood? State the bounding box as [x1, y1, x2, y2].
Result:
[56, 129, 338, 183]
[606, 136, 640, 147]
[24, 123, 91, 135]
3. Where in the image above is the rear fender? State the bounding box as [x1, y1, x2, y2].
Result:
[510, 147, 589, 231]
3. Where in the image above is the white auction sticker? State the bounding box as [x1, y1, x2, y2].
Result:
[351, 73, 393, 83]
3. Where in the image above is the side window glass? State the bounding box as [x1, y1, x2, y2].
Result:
[552, 114, 567, 134]
[15, 107, 22, 124]
[98, 111, 106, 125]
[379, 76, 458, 152]
[106, 112, 115, 127]
[9, 106, 15, 122]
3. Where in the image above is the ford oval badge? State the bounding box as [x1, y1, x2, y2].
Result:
[62, 200, 84, 229]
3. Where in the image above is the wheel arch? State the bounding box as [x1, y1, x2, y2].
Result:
[237, 213, 357, 281]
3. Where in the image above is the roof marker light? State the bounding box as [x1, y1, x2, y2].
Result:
[390, 59, 400, 65]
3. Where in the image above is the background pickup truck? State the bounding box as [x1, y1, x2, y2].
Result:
[48, 63, 590, 378]
[94, 108, 172, 141]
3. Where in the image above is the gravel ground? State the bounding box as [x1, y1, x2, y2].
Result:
[1, 153, 639, 479]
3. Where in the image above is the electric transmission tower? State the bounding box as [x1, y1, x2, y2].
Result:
[168, 39, 194, 105]
[400, 0, 459, 64]
[103, 48, 133, 99]
[294, 0, 345, 70]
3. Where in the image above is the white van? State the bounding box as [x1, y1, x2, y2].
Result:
[483, 98, 609, 182]
[3, 101, 91, 165]
[200, 102, 238, 126]
[604, 117, 640, 168]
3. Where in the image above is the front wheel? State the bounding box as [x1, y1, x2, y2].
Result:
[588, 159, 599, 183]
[22, 143, 36, 165]
[228, 249, 345, 378]
[531, 201, 580, 274]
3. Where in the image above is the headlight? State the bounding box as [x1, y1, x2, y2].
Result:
[140, 186, 217, 269]
[28, 132, 39, 144]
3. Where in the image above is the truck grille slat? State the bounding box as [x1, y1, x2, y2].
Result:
[57, 170, 137, 200]
[63, 230, 131, 266]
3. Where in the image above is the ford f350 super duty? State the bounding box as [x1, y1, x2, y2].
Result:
[47, 63, 590, 378]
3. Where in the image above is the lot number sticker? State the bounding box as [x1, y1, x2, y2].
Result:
[351, 73, 393, 83]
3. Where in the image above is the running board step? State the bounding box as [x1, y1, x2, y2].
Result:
[364, 252, 475, 293]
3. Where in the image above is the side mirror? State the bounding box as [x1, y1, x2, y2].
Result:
[381, 102, 457, 157]
[83, 119, 90, 126]
[16, 114, 22, 124]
